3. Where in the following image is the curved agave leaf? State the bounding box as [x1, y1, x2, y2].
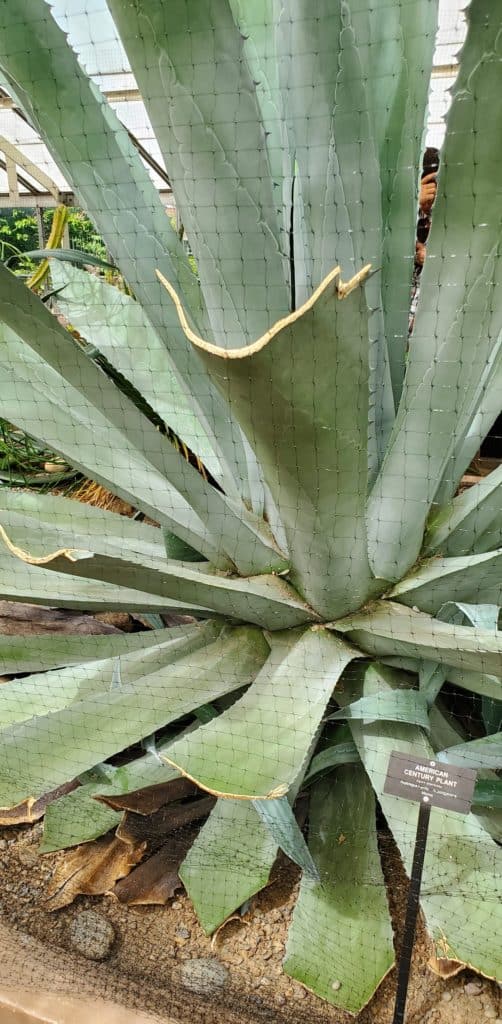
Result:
[434, 334, 502, 507]
[329, 689, 430, 730]
[368, 0, 502, 580]
[0, 622, 219, 729]
[438, 733, 502, 772]
[41, 778, 123, 853]
[0, 496, 314, 630]
[334, 600, 502, 675]
[51, 262, 223, 483]
[0, 624, 187, 676]
[228, 0, 291, 262]
[0, 626, 269, 810]
[0, 0, 260, 505]
[1, 341, 222, 561]
[41, 740, 184, 853]
[163, 628, 358, 798]
[274, 0, 394, 473]
[179, 636, 318, 933]
[284, 766, 394, 1013]
[340, 663, 502, 981]
[391, 550, 502, 613]
[107, 0, 290, 347]
[180, 798, 276, 934]
[0, 542, 194, 615]
[425, 464, 502, 557]
[159, 264, 382, 618]
[0, 271, 286, 575]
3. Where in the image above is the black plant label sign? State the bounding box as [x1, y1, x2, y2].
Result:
[383, 751, 476, 814]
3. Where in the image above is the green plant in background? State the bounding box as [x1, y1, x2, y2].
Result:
[0, 0, 501, 1011]
[0, 205, 108, 262]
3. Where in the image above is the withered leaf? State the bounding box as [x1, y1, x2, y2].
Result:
[95, 777, 199, 815]
[113, 842, 187, 905]
[0, 780, 79, 826]
[117, 796, 215, 853]
[45, 833, 146, 911]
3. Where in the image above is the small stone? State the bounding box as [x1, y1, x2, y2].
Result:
[331, 980, 341, 992]
[483, 1009, 497, 1020]
[465, 982, 484, 996]
[175, 925, 190, 939]
[295, 987, 307, 999]
[276, 995, 286, 1006]
[69, 910, 116, 961]
[178, 958, 228, 994]
[0, 839, 7, 850]
[441, 991, 452, 1002]
[171, 900, 182, 910]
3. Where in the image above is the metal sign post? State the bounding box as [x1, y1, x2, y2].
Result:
[383, 752, 477, 1024]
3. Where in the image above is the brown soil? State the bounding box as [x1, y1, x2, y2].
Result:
[0, 822, 500, 1024]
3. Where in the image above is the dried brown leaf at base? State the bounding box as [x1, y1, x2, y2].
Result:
[0, 601, 122, 636]
[45, 794, 215, 911]
[96, 777, 200, 816]
[0, 780, 79, 826]
[113, 842, 187, 905]
[45, 833, 146, 911]
[116, 796, 215, 851]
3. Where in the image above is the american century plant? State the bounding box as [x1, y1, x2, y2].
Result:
[0, 0, 501, 1011]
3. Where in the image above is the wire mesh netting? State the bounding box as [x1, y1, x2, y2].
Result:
[0, 0, 501, 1022]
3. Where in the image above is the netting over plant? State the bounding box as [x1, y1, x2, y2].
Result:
[0, 0, 501, 1018]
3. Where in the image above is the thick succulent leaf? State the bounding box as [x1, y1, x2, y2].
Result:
[0, 622, 218, 729]
[0, 497, 314, 631]
[368, 0, 502, 580]
[437, 733, 502, 772]
[252, 797, 319, 880]
[391, 550, 502, 613]
[384, 655, 502, 702]
[41, 780, 123, 853]
[180, 798, 277, 934]
[284, 766, 394, 1013]
[429, 706, 502, 844]
[107, 0, 290, 347]
[41, 745, 181, 853]
[303, 732, 359, 786]
[180, 640, 316, 933]
[0, 626, 269, 809]
[434, 335, 502, 507]
[51, 262, 222, 483]
[227, 0, 291, 258]
[416, 602, 500, 707]
[0, 624, 190, 676]
[0, 541, 194, 614]
[425, 464, 502, 557]
[340, 663, 502, 979]
[160, 265, 382, 619]
[334, 600, 502, 675]
[274, 0, 394, 472]
[329, 689, 430, 730]
[163, 628, 358, 798]
[1, 338, 223, 563]
[371, 0, 438, 403]
[0, 0, 259, 504]
[0, 274, 284, 575]
[8, 248, 115, 272]
[472, 779, 502, 810]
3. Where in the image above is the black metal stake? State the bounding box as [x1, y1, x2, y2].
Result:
[392, 800, 432, 1024]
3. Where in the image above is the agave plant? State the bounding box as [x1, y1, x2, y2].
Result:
[0, 0, 501, 1012]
